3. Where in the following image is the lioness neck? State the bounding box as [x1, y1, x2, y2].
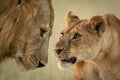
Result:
[94, 25, 120, 80]
[73, 60, 101, 80]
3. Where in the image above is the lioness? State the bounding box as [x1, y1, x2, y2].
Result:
[55, 11, 120, 80]
[73, 60, 100, 80]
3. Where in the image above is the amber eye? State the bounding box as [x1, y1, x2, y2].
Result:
[40, 28, 46, 37]
[72, 33, 81, 39]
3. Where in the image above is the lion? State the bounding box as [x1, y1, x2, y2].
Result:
[54, 11, 120, 80]
[0, 0, 54, 71]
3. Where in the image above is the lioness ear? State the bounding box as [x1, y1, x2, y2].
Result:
[66, 11, 80, 27]
[88, 16, 105, 36]
[103, 14, 120, 27]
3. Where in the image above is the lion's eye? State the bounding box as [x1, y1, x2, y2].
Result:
[72, 33, 81, 39]
[40, 28, 46, 37]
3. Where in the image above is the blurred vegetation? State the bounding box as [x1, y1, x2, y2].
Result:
[0, 0, 120, 80]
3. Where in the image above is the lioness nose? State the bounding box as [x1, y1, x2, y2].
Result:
[55, 48, 64, 54]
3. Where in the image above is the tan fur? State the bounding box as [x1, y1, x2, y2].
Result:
[73, 60, 100, 80]
[0, 0, 54, 70]
[55, 11, 120, 80]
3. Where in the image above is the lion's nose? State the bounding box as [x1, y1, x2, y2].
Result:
[37, 61, 45, 68]
[55, 48, 64, 55]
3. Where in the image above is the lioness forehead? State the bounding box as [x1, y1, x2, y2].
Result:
[64, 20, 87, 34]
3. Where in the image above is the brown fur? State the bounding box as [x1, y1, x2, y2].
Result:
[73, 60, 100, 80]
[0, 0, 54, 70]
[55, 11, 120, 80]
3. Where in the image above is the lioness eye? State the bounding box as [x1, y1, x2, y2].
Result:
[61, 32, 64, 36]
[72, 33, 81, 39]
[40, 28, 46, 37]
[59, 32, 64, 39]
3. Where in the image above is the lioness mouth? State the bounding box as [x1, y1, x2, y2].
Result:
[61, 57, 76, 64]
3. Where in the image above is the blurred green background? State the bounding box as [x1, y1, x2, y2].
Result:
[0, 0, 120, 80]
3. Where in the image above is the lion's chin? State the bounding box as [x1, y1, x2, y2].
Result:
[16, 59, 36, 71]
[17, 63, 28, 71]
[16, 60, 28, 71]
[58, 61, 72, 70]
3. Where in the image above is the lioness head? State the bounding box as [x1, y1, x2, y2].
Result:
[0, 0, 54, 70]
[54, 11, 118, 69]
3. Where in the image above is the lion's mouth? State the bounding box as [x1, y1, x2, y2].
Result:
[58, 57, 76, 64]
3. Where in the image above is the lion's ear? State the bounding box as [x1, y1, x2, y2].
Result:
[88, 16, 105, 36]
[66, 11, 80, 27]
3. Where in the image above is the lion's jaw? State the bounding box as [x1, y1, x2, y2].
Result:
[15, 46, 48, 71]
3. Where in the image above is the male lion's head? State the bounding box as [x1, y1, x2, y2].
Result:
[54, 11, 119, 69]
[0, 0, 54, 70]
